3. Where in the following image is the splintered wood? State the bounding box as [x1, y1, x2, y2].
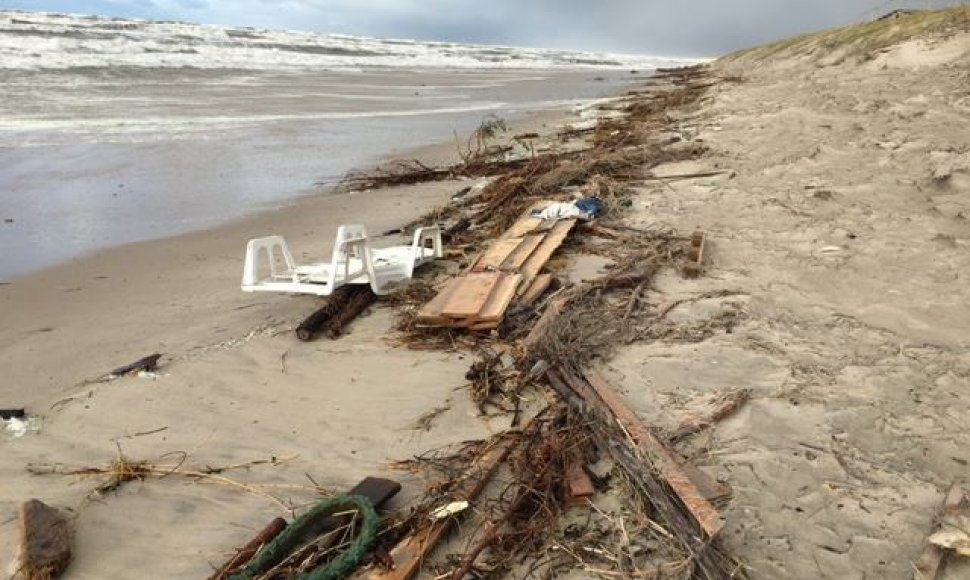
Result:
[416, 202, 575, 330]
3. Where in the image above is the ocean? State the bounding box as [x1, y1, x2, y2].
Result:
[0, 10, 692, 279]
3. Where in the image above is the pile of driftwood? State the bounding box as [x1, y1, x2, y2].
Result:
[321, 64, 747, 579]
[199, 64, 747, 580]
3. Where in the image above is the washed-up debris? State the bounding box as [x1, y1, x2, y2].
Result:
[295, 285, 377, 342]
[27, 448, 302, 508]
[0, 407, 25, 420]
[3, 413, 39, 438]
[532, 197, 603, 221]
[108, 353, 162, 379]
[916, 484, 969, 579]
[19, 499, 72, 580]
[415, 204, 577, 331]
[668, 388, 751, 444]
[428, 500, 469, 520]
[684, 230, 707, 278]
[214, 477, 400, 580]
[210, 518, 287, 580]
[373, 436, 518, 580]
[365, 64, 735, 580]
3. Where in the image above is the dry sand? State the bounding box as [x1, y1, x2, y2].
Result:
[598, 31, 970, 579]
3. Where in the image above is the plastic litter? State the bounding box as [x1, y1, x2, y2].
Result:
[429, 500, 469, 520]
[532, 198, 603, 221]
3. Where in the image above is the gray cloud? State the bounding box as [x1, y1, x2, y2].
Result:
[4, 0, 965, 56]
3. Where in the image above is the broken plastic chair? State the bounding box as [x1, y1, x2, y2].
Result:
[241, 225, 442, 296]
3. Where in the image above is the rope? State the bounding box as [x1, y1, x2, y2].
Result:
[230, 494, 378, 580]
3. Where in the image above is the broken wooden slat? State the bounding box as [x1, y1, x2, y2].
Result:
[517, 219, 576, 292]
[441, 273, 502, 319]
[522, 295, 570, 350]
[518, 273, 553, 307]
[371, 437, 518, 580]
[474, 273, 522, 324]
[19, 499, 72, 580]
[583, 369, 724, 538]
[473, 238, 524, 272]
[915, 483, 968, 580]
[499, 234, 544, 271]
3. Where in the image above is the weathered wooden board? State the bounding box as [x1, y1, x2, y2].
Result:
[441, 273, 502, 318]
[416, 278, 464, 321]
[582, 369, 724, 538]
[500, 200, 553, 239]
[473, 238, 524, 272]
[517, 219, 576, 292]
[474, 273, 522, 323]
[499, 234, 544, 271]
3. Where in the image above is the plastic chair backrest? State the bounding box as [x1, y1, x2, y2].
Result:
[242, 236, 297, 287]
[330, 225, 373, 287]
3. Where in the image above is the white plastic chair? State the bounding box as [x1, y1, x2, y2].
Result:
[241, 225, 441, 296]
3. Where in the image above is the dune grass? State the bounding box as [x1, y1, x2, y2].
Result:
[722, 7, 970, 66]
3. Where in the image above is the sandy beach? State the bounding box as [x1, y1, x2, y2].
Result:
[3, 8, 970, 580]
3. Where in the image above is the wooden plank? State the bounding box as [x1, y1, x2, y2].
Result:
[583, 369, 724, 538]
[500, 200, 553, 239]
[517, 219, 576, 292]
[472, 238, 524, 272]
[370, 437, 518, 580]
[19, 500, 72, 580]
[499, 234, 544, 271]
[474, 273, 521, 323]
[416, 278, 463, 321]
[518, 273, 553, 307]
[915, 483, 967, 580]
[441, 273, 502, 319]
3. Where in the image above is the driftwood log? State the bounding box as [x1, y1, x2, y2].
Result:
[19, 500, 72, 580]
[295, 285, 375, 342]
[109, 353, 161, 377]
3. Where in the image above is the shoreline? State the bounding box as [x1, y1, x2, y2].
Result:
[0, 67, 640, 281]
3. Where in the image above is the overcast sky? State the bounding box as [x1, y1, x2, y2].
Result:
[3, 0, 965, 56]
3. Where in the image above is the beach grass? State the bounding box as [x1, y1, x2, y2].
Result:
[722, 6, 970, 65]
